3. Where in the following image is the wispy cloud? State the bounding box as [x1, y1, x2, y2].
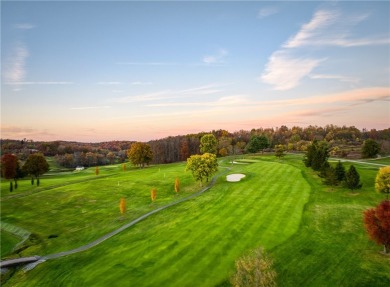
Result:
[260, 7, 389, 91]
[283, 9, 339, 48]
[257, 7, 278, 19]
[1, 125, 56, 139]
[284, 9, 389, 48]
[203, 49, 228, 65]
[14, 23, 36, 30]
[146, 95, 249, 107]
[113, 84, 224, 103]
[3, 42, 29, 83]
[113, 91, 172, 103]
[274, 87, 389, 106]
[261, 51, 324, 90]
[309, 74, 359, 84]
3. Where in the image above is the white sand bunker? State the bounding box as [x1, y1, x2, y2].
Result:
[232, 161, 249, 165]
[226, 174, 246, 182]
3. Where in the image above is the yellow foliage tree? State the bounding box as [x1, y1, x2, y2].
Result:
[375, 166, 390, 199]
[119, 197, 126, 215]
[95, 166, 99, 175]
[174, 178, 180, 193]
[151, 188, 157, 201]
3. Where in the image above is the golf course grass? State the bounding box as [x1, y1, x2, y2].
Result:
[0, 230, 20, 257]
[1, 155, 390, 286]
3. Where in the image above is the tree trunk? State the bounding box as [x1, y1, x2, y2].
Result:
[384, 244, 388, 254]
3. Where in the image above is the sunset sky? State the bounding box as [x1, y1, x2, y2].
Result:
[1, 0, 389, 142]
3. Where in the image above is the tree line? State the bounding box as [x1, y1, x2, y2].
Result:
[1, 125, 389, 169]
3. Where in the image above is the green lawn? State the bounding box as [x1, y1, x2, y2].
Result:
[1, 162, 197, 257]
[2, 155, 389, 286]
[0, 230, 20, 257]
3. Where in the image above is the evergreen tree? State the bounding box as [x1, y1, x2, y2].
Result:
[345, 165, 362, 191]
[334, 160, 346, 181]
[319, 161, 330, 178]
[303, 140, 329, 171]
[323, 166, 338, 187]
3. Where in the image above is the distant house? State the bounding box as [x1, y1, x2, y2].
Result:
[75, 166, 85, 171]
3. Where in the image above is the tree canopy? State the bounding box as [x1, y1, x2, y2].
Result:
[246, 135, 269, 154]
[200, 134, 218, 155]
[127, 142, 153, 168]
[274, 144, 286, 159]
[363, 200, 390, 254]
[303, 140, 329, 171]
[186, 153, 218, 186]
[362, 139, 381, 158]
[23, 153, 49, 179]
[375, 166, 390, 199]
[1, 154, 18, 180]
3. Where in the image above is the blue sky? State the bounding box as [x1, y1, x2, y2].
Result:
[1, 1, 389, 142]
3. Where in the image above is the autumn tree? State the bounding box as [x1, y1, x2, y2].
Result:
[127, 142, 153, 168]
[362, 139, 380, 158]
[174, 177, 180, 193]
[230, 247, 277, 287]
[200, 134, 218, 155]
[218, 136, 232, 157]
[151, 188, 157, 201]
[344, 165, 362, 191]
[119, 197, 126, 215]
[23, 153, 49, 185]
[95, 166, 99, 175]
[375, 166, 390, 199]
[180, 138, 190, 161]
[1, 154, 18, 192]
[186, 153, 218, 186]
[274, 144, 286, 159]
[107, 152, 116, 164]
[219, 147, 228, 157]
[85, 151, 97, 167]
[363, 200, 390, 254]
